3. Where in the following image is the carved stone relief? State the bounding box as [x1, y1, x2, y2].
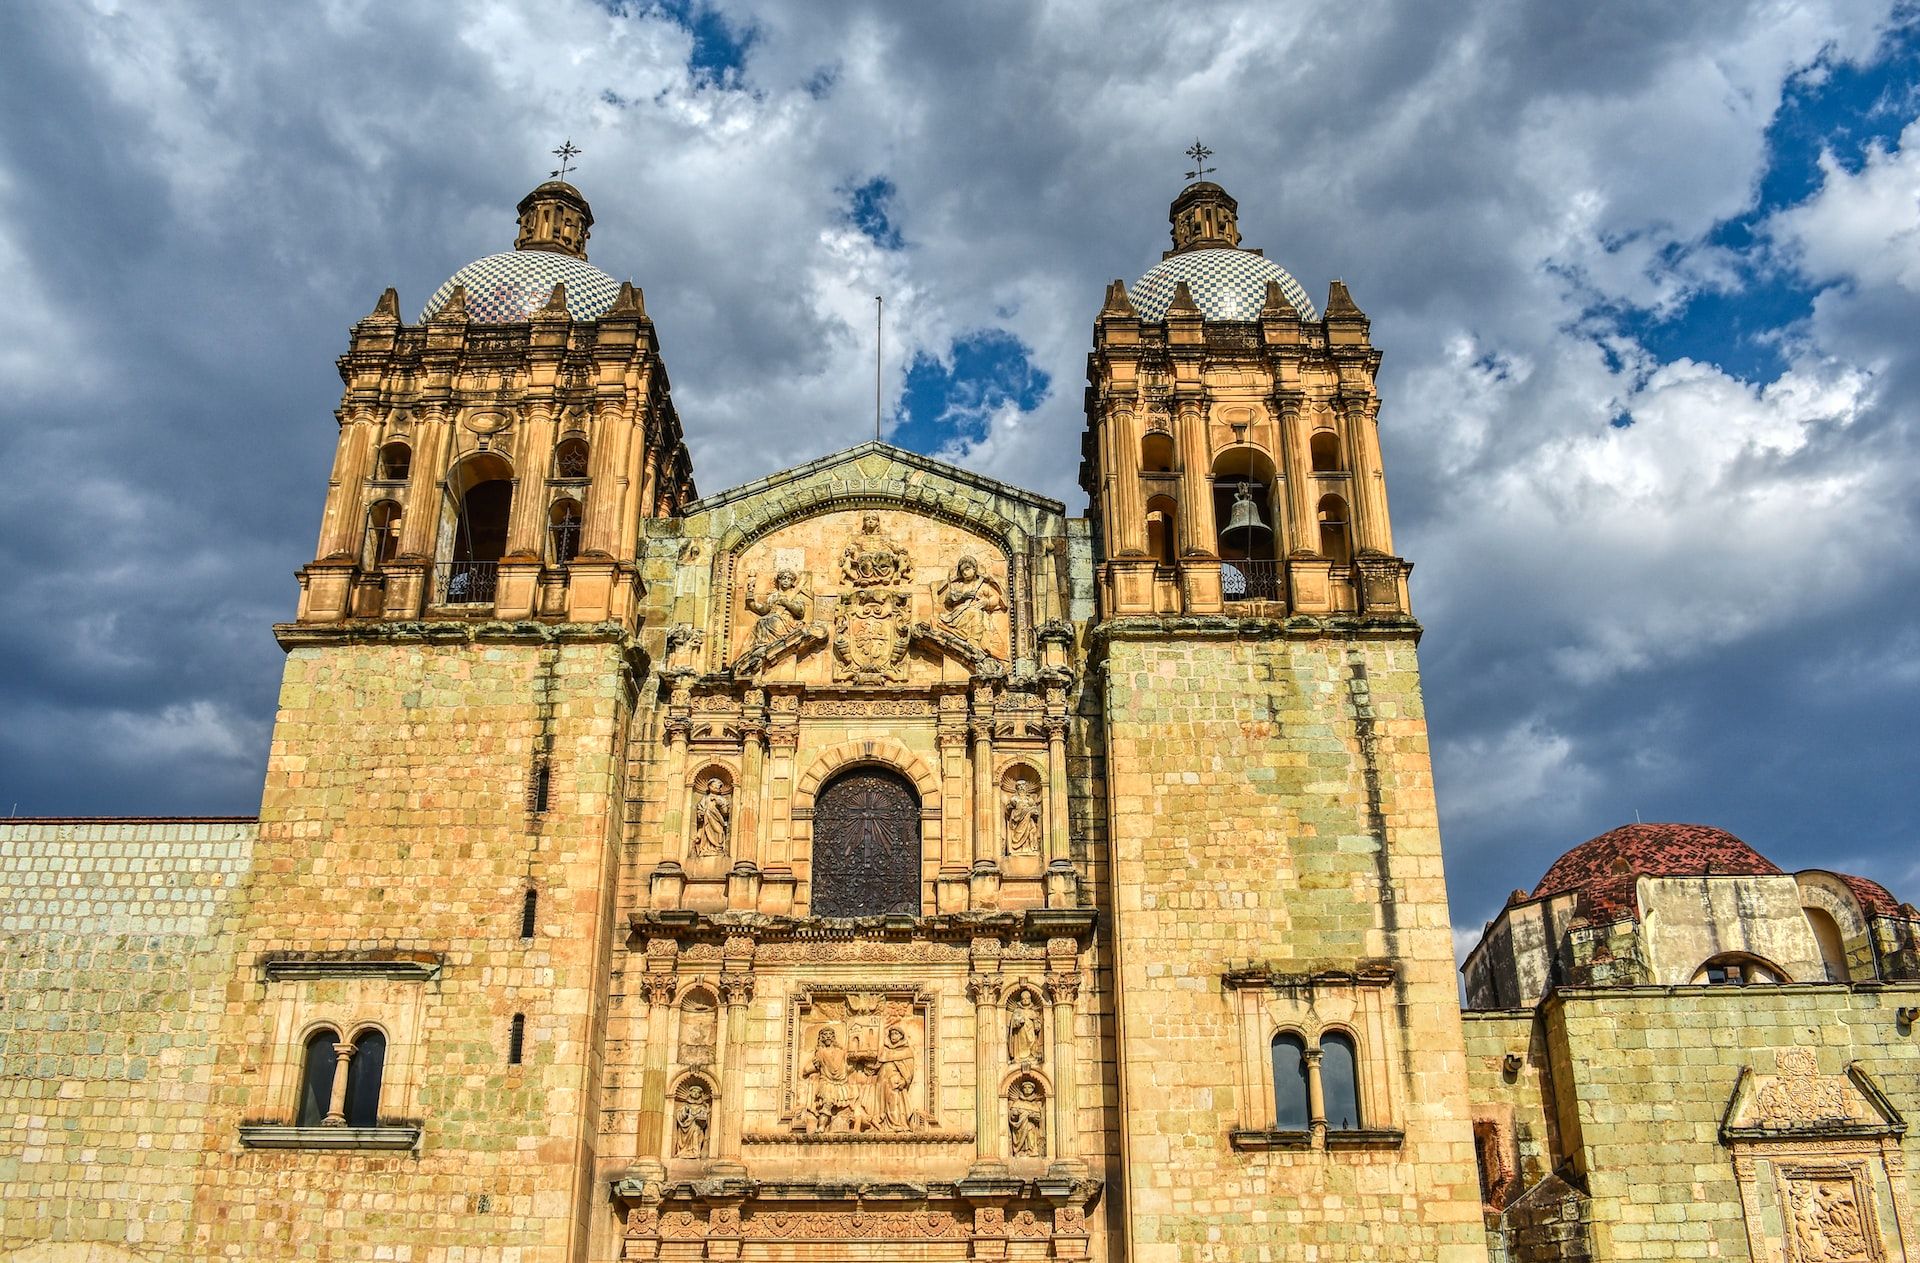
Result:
[691, 776, 732, 858]
[831, 516, 915, 683]
[784, 987, 935, 1134]
[937, 555, 1006, 653]
[672, 1080, 712, 1158]
[677, 994, 715, 1067]
[1757, 1049, 1864, 1128]
[1008, 1076, 1046, 1158]
[1002, 770, 1043, 857]
[1780, 1164, 1880, 1263]
[744, 569, 810, 645]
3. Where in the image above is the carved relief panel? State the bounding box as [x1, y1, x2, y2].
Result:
[776, 985, 940, 1136]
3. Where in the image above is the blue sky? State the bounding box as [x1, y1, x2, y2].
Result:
[1, 0, 1916, 952]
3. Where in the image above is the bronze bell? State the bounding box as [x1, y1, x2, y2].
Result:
[1222, 483, 1270, 545]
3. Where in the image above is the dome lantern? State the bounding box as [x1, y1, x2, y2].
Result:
[1169, 181, 1240, 254]
[515, 180, 594, 260]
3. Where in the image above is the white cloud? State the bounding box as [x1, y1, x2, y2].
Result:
[1769, 118, 1920, 292]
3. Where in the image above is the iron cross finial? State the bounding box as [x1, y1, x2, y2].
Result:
[1184, 139, 1216, 182]
[549, 139, 582, 179]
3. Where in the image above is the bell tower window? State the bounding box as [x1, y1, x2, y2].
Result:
[548, 499, 583, 564]
[1309, 431, 1343, 473]
[377, 441, 412, 481]
[553, 437, 590, 480]
[1317, 495, 1352, 566]
[1145, 495, 1178, 565]
[364, 501, 403, 570]
[439, 453, 513, 605]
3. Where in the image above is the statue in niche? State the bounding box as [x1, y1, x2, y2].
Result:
[1007, 989, 1043, 1064]
[800, 1025, 868, 1132]
[744, 568, 809, 645]
[677, 995, 716, 1067]
[1008, 1078, 1046, 1158]
[672, 1081, 711, 1158]
[937, 556, 1006, 650]
[692, 777, 731, 857]
[1002, 772, 1042, 857]
[840, 513, 913, 588]
[874, 1025, 918, 1130]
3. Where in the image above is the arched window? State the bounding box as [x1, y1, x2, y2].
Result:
[442, 453, 514, 604]
[1320, 1031, 1361, 1130]
[364, 500, 403, 570]
[553, 437, 590, 480]
[1270, 1032, 1310, 1130]
[809, 766, 922, 918]
[343, 1028, 386, 1127]
[549, 498, 583, 564]
[1317, 495, 1352, 566]
[1309, 430, 1343, 473]
[297, 1027, 340, 1126]
[1141, 431, 1175, 473]
[1145, 495, 1178, 565]
[377, 441, 411, 481]
[1694, 953, 1786, 986]
[1806, 907, 1851, 983]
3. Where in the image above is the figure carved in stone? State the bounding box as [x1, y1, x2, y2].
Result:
[794, 999, 929, 1134]
[745, 568, 810, 644]
[840, 513, 913, 587]
[1786, 1173, 1874, 1262]
[692, 777, 731, 857]
[672, 1081, 711, 1158]
[875, 1025, 917, 1130]
[801, 1025, 868, 1132]
[1002, 772, 1042, 857]
[1008, 1078, 1046, 1158]
[1007, 988, 1043, 1064]
[937, 555, 1006, 650]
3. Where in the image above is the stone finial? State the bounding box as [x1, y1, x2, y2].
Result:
[1166, 280, 1201, 317]
[515, 180, 594, 260]
[540, 282, 569, 314]
[1101, 279, 1137, 317]
[1325, 279, 1364, 319]
[434, 284, 469, 320]
[1259, 279, 1298, 319]
[366, 287, 401, 321]
[608, 281, 647, 317]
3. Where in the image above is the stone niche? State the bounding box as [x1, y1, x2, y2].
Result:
[719, 507, 1015, 684]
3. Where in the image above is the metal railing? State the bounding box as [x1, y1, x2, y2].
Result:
[436, 560, 498, 606]
[1221, 559, 1282, 602]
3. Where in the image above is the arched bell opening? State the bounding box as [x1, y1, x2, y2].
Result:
[1140, 430, 1176, 474]
[1211, 449, 1278, 563]
[438, 452, 514, 605]
[1144, 495, 1178, 566]
[1317, 494, 1352, 567]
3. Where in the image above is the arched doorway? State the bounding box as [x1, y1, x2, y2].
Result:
[809, 767, 921, 917]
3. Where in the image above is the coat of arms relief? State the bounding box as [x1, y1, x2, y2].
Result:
[832, 514, 916, 683]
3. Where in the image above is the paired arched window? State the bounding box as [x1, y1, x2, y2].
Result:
[553, 437, 590, 480]
[1317, 495, 1352, 566]
[364, 501, 403, 570]
[296, 1025, 386, 1127]
[549, 499, 583, 564]
[809, 766, 921, 918]
[1270, 1029, 1364, 1132]
[376, 441, 411, 481]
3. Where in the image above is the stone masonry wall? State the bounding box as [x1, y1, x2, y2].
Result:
[0, 818, 255, 1257]
[190, 634, 633, 1262]
[1099, 627, 1486, 1263]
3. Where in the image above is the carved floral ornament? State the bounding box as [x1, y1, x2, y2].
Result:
[625, 1204, 1086, 1242]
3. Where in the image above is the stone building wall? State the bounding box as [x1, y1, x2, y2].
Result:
[0, 818, 255, 1257]
[1097, 626, 1486, 1262]
[188, 633, 636, 1262]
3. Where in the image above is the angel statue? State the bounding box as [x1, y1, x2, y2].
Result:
[744, 568, 809, 645]
[937, 556, 1006, 649]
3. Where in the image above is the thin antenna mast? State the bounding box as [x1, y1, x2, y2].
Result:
[874, 295, 883, 442]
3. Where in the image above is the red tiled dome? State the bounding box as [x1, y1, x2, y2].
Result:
[1838, 873, 1902, 917]
[1529, 823, 1782, 922]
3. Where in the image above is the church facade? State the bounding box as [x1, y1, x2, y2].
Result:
[2, 177, 1916, 1263]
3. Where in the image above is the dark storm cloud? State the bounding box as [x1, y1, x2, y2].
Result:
[1, 1, 1914, 949]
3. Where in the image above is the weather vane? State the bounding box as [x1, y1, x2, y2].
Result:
[1184, 139, 1216, 182]
[550, 139, 582, 179]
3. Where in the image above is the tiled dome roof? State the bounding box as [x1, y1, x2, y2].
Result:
[1131, 248, 1318, 322]
[1529, 823, 1781, 922]
[421, 251, 624, 323]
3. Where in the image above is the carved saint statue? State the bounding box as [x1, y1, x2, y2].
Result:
[692, 778, 731, 857]
[874, 1025, 917, 1130]
[1003, 775, 1042, 857]
[744, 568, 809, 644]
[672, 1081, 711, 1158]
[800, 1025, 866, 1132]
[840, 513, 913, 587]
[937, 555, 1006, 649]
[1007, 989, 1043, 1064]
[1008, 1078, 1046, 1158]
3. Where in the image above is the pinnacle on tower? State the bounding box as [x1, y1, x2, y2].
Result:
[1100, 279, 1137, 318]
[516, 180, 594, 259]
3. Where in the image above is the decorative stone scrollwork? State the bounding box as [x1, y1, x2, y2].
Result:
[831, 514, 914, 683]
[1008, 1076, 1047, 1158]
[966, 973, 998, 1005]
[671, 1080, 712, 1158]
[1044, 972, 1082, 1005]
[718, 974, 756, 1007]
[640, 973, 678, 1007]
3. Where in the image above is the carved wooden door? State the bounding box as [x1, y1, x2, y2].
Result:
[810, 768, 921, 917]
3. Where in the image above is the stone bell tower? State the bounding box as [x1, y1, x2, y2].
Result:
[190, 182, 696, 1259]
[1086, 182, 1488, 1262]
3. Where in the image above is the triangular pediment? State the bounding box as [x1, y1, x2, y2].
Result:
[685, 440, 1065, 523]
[1720, 1048, 1905, 1142]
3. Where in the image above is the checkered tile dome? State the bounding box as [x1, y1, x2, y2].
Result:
[1131, 248, 1317, 322]
[421, 251, 625, 323]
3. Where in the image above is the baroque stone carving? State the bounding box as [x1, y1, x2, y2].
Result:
[840, 512, 914, 587]
[1756, 1049, 1864, 1128]
[1008, 1077, 1046, 1157]
[1780, 1164, 1879, 1262]
[786, 987, 934, 1134]
[1002, 770, 1043, 857]
[937, 555, 1006, 652]
[692, 777, 732, 857]
[672, 1081, 711, 1158]
[744, 569, 810, 644]
[800, 698, 936, 717]
[749, 1210, 969, 1240]
[1007, 987, 1044, 1064]
[833, 515, 913, 683]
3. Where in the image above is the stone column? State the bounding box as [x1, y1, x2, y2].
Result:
[1173, 398, 1216, 557]
[322, 1040, 357, 1126]
[1044, 720, 1070, 866]
[1044, 971, 1080, 1163]
[1349, 402, 1394, 555]
[969, 693, 1000, 909]
[502, 401, 557, 559]
[635, 971, 677, 1161]
[396, 405, 453, 560]
[1304, 1047, 1327, 1145]
[731, 698, 766, 911]
[1110, 405, 1148, 556]
[1277, 395, 1314, 554]
[315, 409, 376, 560]
[582, 401, 634, 557]
[715, 972, 754, 1167]
[967, 972, 1004, 1169]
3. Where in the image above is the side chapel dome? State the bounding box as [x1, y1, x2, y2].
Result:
[420, 180, 624, 323]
